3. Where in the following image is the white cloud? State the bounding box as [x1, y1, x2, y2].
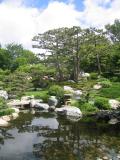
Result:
[0, 0, 120, 52]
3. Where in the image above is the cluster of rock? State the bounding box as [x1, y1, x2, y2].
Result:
[7, 94, 82, 122]
[7, 96, 58, 111]
[95, 110, 120, 124]
[0, 108, 19, 127]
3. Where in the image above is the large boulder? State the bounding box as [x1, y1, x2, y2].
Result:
[0, 90, 8, 100]
[35, 103, 49, 110]
[55, 106, 82, 118]
[109, 99, 120, 110]
[48, 96, 58, 107]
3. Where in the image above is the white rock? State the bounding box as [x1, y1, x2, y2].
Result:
[0, 90, 8, 100]
[0, 118, 9, 126]
[93, 84, 102, 90]
[35, 103, 49, 110]
[109, 99, 120, 109]
[64, 86, 74, 93]
[55, 106, 82, 118]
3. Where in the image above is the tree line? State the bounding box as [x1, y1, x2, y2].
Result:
[0, 19, 120, 82]
[32, 19, 120, 82]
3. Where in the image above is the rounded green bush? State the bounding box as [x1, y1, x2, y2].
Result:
[80, 103, 98, 112]
[48, 85, 64, 99]
[94, 97, 110, 110]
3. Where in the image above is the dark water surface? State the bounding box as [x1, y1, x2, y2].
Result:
[0, 111, 120, 160]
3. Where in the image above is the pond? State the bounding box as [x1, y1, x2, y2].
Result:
[0, 111, 120, 160]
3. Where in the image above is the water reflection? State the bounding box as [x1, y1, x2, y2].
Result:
[0, 111, 120, 160]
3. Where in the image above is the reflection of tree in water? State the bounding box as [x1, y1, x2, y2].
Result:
[33, 116, 120, 160]
[0, 112, 120, 159]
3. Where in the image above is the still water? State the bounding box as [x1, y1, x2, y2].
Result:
[0, 111, 120, 160]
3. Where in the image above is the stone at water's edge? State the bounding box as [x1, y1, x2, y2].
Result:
[48, 96, 58, 107]
[55, 106, 82, 118]
[35, 103, 49, 110]
[0, 108, 19, 126]
[30, 99, 43, 108]
[0, 118, 9, 126]
[48, 106, 56, 112]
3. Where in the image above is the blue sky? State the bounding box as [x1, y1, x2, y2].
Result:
[0, 0, 85, 11]
[20, 0, 85, 11]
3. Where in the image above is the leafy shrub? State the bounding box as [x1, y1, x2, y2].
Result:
[71, 100, 98, 113]
[90, 72, 98, 79]
[110, 76, 120, 82]
[99, 80, 112, 88]
[4, 71, 33, 97]
[97, 77, 109, 82]
[94, 97, 110, 110]
[80, 103, 98, 112]
[48, 85, 64, 99]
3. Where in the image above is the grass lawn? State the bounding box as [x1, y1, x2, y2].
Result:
[98, 82, 120, 99]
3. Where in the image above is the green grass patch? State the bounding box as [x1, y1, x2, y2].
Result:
[98, 82, 120, 99]
[0, 108, 15, 117]
[25, 90, 49, 102]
